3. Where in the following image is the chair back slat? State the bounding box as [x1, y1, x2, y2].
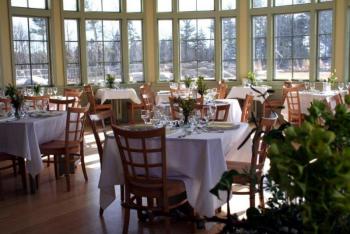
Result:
[24, 95, 50, 110]
[215, 104, 230, 122]
[217, 80, 228, 99]
[49, 98, 75, 111]
[64, 88, 83, 107]
[284, 86, 303, 126]
[241, 94, 254, 122]
[83, 85, 97, 113]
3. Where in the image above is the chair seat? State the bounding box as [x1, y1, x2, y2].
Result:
[227, 161, 255, 185]
[0, 153, 18, 161]
[40, 140, 80, 154]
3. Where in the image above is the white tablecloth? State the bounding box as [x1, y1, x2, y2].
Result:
[215, 99, 242, 123]
[282, 90, 348, 116]
[96, 88, 142, 104]
[98, 123, 252, 217]
[227, 86, 271, 103]
[0, 114, 66, 176]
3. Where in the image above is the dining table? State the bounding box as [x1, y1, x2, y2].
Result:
[96, 88, 142, 104]
[0, 111, 67, 190]
[98, 123, 252, 217]
[226, 85, 272, 103]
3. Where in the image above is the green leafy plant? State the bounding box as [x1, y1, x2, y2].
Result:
[265, 98, 350, 233]
[33, 84, 41, 96]
[184, 76, 193, 88]
[247, 71, 257, 86]
[196, 76, 207, 96]
[106, 74, 115, 88]
[5, 84, 24, 118]
[174, 97, 196, 124]
[327, 69, 338, 86]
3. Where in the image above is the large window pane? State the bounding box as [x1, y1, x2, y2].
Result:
[317, 10, 333, 80]
[180, 19, 215, 79]
[252, 0, 268, 8]
[222, 18, 236, 80]
[85, 0, 120, 12]
[274, 13, 310, 80]
[252, 16, 267, 79]
[12, 0, 46, 9]
[275, 0, 310, 6]
[179, 0, 214, 12]
[157, 0, 172, 12]
[221, 0, 236, 10]
[127, 0, 142, 12]
[12, 16, 50, 86]
[64, 20, 81, 85]
[63, 0, 78, 11]
[158, 20, 173, 81]
[128, 20, 144, 82]
[86, 20, 122, 84]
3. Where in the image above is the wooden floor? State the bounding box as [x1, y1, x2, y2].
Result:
[0, 132, 253, 234]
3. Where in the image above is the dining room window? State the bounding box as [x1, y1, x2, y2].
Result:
[180, 19, 215, 80]
[11, 0, 47, 9]
[178, 0, 214, 12]
[317, 10, 333, 80]
[63, 0, 78, 11]
[158, 20, 173, 82]
[64, 19, 81, 85]
[11, 16, 50, 86]
[86, 20, 122, 84]
[84, 0, 120, 12]
[252, 16, 267, 79]
[274, 13, 310, 80]
[222, 18, 237, 80]
[274, 0, 311, 6]
[252, 0, 268, 8]
[128, 20, 144, 83]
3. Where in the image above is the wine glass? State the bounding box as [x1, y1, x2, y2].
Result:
[141, 110, 150, 124]
[47, 87, 53, 96]
[53, 87, 58, 96]
[304, 82, 310, 91]
[338, 82, 344, 91]
[209, 104, 217, 121]
[310, 82, 315, 92]
[39, 87, 45, 96]
[27, 87, 34, 96]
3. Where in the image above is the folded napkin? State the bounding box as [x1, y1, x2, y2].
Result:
[29, 110, 64, 118]
[207, 122, 239, 131]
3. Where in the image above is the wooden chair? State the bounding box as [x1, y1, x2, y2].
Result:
[0, 98, 11, 112]
[168, 96, 181, 120]
[284, 86, 304, 127]
[39, 106, 89, 191]
[24, 95, 50, 110]
[89, 110, 115, 164]
[64, 88, 83, 107]
[214, 104, 230, 122]
[49, 98, 76, 111]
[326, 93, 344, 111]
[83, 84, 112, 114]
[127, 83, 153, 124]
[0, 153, 27, 199]
[217, 80, 228, 99]
[141, 93, 155, 111]
[241, 95, 254, 122]
[227, 115, 277, 208]
[111, 126, 194, 234]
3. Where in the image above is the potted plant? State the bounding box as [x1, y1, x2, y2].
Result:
[5, 84, 24, 119]
[174, 97, 196, 125]
[184, 76, 193, 89]
[106, 74, 115, 88]
[33, 84, 41, 96]
[196, 76, 207, 97]
[327, 69, 337, 90]
[247, 71, 257, 86]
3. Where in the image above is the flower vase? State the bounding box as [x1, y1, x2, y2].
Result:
[183, 114, 189, 125]
[14, 107, 21, 119]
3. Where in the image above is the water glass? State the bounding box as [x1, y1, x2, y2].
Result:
[27, 87, 34, 96]
[47, 87, 53, 96]
[53, 87, 58, 96]
[304, 82, 310, 91]
[39, 87, 45, 96]
[310, 82, 315, 92]
[338, 82, 344, 91]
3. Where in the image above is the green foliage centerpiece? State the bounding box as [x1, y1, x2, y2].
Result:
[33, 84, 41, 96]
[106, 74, 116, 88]
[174, 97, 196, 125]
[196, 76, 207, 97]
[5, 84, 24, 119]
[327, 69, 338, 89]
[247, 71, 257, 86]
[184, 76, 193, 89]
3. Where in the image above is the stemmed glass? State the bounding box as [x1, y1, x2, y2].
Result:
[53, 87, 58, 96]
[310, 82, 315, 92]
[304, 82, 310, 91]
[47, 87, 53, 96]
[27, 87, 34, 96]
[338, 82, 344, 92]
[141, 110, 150, 124]
[39, 87, 45, 96]
[209, 104, 217, 121]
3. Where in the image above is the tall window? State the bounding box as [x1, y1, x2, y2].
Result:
[252, 16, 267, 79]
[86, 20, 122, 84]
[317, 10, 333, 80]
[252, 0, 268, 8]
[274, 13, 310, 80]
[64, 20, 80, 85]
[85, 0, 120, 12]
[180, 19, 215, 80]
[222, 18, 237, 80]
[128, 20, 144, 82]
[11, 0, 47, 9]
[158, 20, 173, 82]
[179, 0, 214, 12]
[12, 17, 50, 86]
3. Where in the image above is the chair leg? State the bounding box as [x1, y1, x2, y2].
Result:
[47, 155, 50, 167]
[249, 184, 256, 208]
[0, 171, 3, 200]
[136, 197, 143, 221]
[12, 159, 17, 176]
[64, 154, 70, 192]
[54, 155, 59, 180]
[80, 142, 88, 181]
[120, 185, 125, 203]
[165, 215, 171, 234]
[259, 177, 265, 209]
[18, 158, 27, 192]
[122, 207, 130, 234]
